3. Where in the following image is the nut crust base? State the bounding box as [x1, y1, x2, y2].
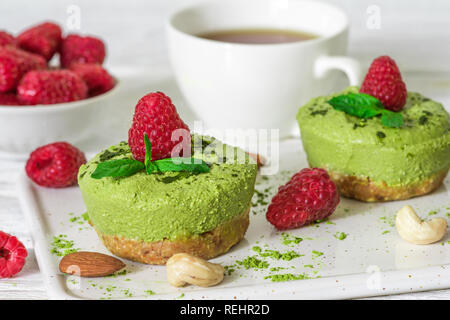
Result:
[327, 169, 448, 202]
[94, 207, 250, 265]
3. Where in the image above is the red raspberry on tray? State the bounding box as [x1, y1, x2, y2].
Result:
[70, 63, 115, 96]
[360, 55, 407, 112]
[25, 142, 86, 188]
[0, 46, 46, 93]
[266, 168, 340, 230]
[0, 31, 16, 47]
[60, 34, 106, 68]
[17, 22, 62, 61]
[0, 231, 28, 278]
[128, 92, 190, 162]
[17, 69, 88, 105]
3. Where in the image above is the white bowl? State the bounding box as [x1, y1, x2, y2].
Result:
[0, 81, 121, 159]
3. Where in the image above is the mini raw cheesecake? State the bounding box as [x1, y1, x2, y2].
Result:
[297, 86, 450, 202]
[78, 136, 257, 264]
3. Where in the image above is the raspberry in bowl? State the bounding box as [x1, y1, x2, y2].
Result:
[0, 21, 119, 158]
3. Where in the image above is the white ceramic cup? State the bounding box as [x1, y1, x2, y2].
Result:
[167, 0, 361, 138]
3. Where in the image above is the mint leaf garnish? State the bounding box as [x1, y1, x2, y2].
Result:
[152, 157, 210, 173]
[91, 134, 210, 179]
[327, 93, 403, 128]
[328, 93, 383, 118]
[91, 158, 145, 179]
[144, 134, 155, 174]
[381, 110, 403, 128]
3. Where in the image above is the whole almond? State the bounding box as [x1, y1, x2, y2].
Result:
[59, 251, 125, 277]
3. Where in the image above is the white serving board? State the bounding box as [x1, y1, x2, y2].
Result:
[17, 138, 450, 300]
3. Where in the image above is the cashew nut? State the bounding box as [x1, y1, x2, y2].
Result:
[166, 253, 224, 287]
[395, 205, 447, 245]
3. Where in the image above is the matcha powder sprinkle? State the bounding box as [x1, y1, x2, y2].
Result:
[50, 234, 79, 256]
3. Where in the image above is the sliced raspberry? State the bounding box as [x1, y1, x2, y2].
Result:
[17, 70, 88, 105]
[0, 93, 21, 106]
[60, 35, 106, 68]
[266, 168, 340, 230]
[0, 46, 47, 93]
[0, 231, 28, 278]
[128, 92, 190, 162]
[17, 22, 62, 61]
[25, 142, 86, 188]
[69, 63, 115, 96]
[0, 31, 16, 47]
[360, 56, 407, 112]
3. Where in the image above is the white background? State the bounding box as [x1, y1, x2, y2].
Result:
[0, 0, 449, 299]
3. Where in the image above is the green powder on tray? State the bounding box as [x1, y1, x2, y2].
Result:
[334, 232, 347, 240]
[281, 233, 303, 246]
[224, 265, 236, 275]
[252, 246, 303, 261]
[264, 273, 311, 282]
[312, 250, 324, 257]
[227, 227, 327, 283]
[236, 256, 269, 270]
[50, 234, 79, 256]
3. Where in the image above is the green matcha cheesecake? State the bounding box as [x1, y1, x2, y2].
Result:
[297, 86, 450, 202]
[78, 136, 257, 264]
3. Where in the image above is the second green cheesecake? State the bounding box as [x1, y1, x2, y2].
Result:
[297, 86, 450, 202]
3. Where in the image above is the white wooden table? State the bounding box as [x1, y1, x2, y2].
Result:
[1, 0, 449, 299]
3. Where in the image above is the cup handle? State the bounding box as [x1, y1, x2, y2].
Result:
[314, 56, 362, 86]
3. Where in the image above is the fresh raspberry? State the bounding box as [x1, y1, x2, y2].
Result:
[17, 70, 88, 105]
[0, 46, 47, 93]
[0, 231, 28, 278]
[17, 22, 62, 61]
[360, 56, 407, 112]
[0, 93, 21, 106]
[60, 35, 106, 68]
[128, 92, 190, 162]
[0, 31, 16, 47]
[266, 168, 340, 230]
[25, 142, 86, 188]
[69, 63, 115, 96]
